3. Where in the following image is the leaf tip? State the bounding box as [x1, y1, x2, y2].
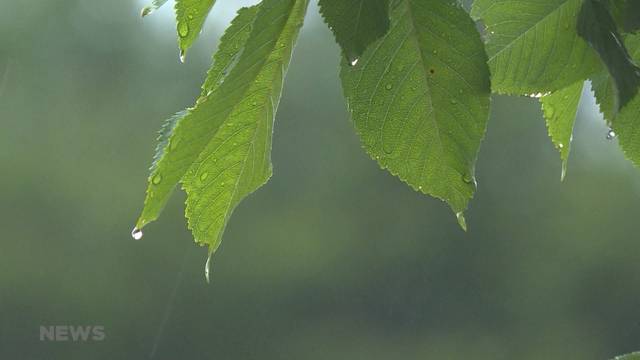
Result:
[140, 6, 153, 18]
[456, 212, 468, 232]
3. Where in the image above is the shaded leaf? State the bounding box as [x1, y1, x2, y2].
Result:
[471, 0, 600, 95]
[594, 34, 640, 166]
[611, 0, 640, 33]
[319, 0, 390, 62]
[540, 81, 584, 180]
[577, 0, 640, 111]
[175, 0, 217, 59]
[340, 0, 491, 219]
[136, 0, 309, 267]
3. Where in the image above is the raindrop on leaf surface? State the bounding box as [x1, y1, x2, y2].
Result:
[606, 128, 617, 140]
[152, 174, 162, 185]
[178, 21, 189, 38]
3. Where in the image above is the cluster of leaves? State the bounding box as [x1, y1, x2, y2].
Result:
[134, 0, 640, 278]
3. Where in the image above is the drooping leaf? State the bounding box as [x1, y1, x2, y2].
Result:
[175, 0, 217, 60]
[471, 0, 600, 95]
[340, 0, 491, 222]
[136, 0, 309, 268]
[136, 5, 262, 231]
[593, 34, 640, 166]
[140, 0, 169, 17]
[319, 0, 390, 63]
[577, 0, 640, 111]
[540, 81, 584, 180]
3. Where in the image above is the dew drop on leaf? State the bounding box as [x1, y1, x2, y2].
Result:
[178, 21, 190, 38]
[199, 172, 209, 182]
[152, 173, 162, 185]
[385, 84, 393, 90]
[606, 128, 617, 140]
[131, 227, 143, 240]
[349, 58, 359, 66]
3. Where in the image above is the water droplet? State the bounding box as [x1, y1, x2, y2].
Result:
[456, 212, 467, 232]
[200, 172, 209, 182]
[205, 254, 212, 283]
[560, 161, 568, 182]
[131, 227, 143, 240]
[558, 143, 564, 149]
[418, 186, 423, 191]
[450, 99, 457, 104]
[179, 49, 186, 63]
[385, 84, 393, 90]
[606, 128, 617, 140]
[350, 58, 359, 66]
[220, 182, 225, 186]
[140, 6, 153, 17]
[188, 14, 194, 20]
[432, 50, 438, 55]
[178, 21, 190, 38]
[152, 173, 162, 185]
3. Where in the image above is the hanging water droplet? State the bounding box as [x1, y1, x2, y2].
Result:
[151, 173, 162, 185]
[560, 161, 568, 182]
[131, 227, 143, 240]
[205, 254, 212, 283]
[179, 49, 186, 63]
[606, 128, 617, 140]
[178, 21, 190, 38]
[350, 58, 359, 66]
[385, 84, 393, 90]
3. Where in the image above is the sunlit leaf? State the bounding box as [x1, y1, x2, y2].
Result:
[471, 0, 600, 95]
[136, 0, 309, 269]
[341, 0, 491, 221]
[578, 0, 640, 111]
[540, 81, 584, 180]
[319, 0, 390, 62]
[175, 0, 217, 60]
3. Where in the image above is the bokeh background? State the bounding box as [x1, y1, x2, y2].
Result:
[2, 1, 640, 359]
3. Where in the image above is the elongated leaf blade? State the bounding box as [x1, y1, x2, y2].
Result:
[136, 0, 309, 265]
[136, 5, 263, 230]
[471, 0, 600, 95]
[175, 0, 217, 59]
[341, 0, 491, 218]
[578, 0, 640, 110]
[540, 81, 584, 180]
[319, 0, 390, 62]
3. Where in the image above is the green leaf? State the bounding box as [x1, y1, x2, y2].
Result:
[471, 0, 600, 95]
[175, 0, 217, 60]
[611, 0, 640, 33]
[340, 0, 491, 220]
[577, 0, 640, 111]
[140, 0, 169, 17]
[612, 352, 640, 360]
[540, 81, 584, 180]
[591, 68, 617, 124]
[135, 0, 309, 269]
[594, 34, 640, 166]
[319, 0, 390, 62]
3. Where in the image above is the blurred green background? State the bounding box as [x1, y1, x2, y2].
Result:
[2, 1, 640, 359]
